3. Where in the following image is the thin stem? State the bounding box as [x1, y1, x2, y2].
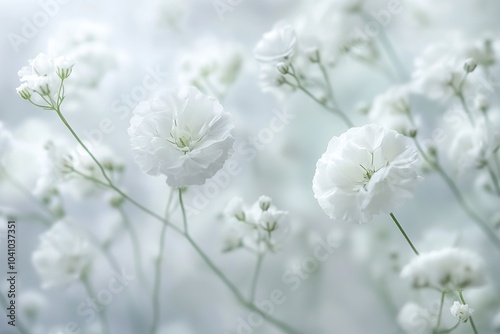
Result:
[459, 291, 478, 334]
[179, 188, 188, 234]
[249, 253, 265, 302]
[389, 212, 419, 256]
[81, 274, 111, 334]
[184, 234, 301, 334]
[150, 189, 175, 334]
[53, 108, 300, 334]
[286, 65, 354, 128]
[413, 138, 500, 251]
[435, 290, 446, 331]
[487, 165, 500, 197]
[118, 207, 148, 288]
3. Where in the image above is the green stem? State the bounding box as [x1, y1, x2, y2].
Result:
[459, 291, 478, 334]
[413, 138, 500, 251]
[435, 290, 446, 331]
[118, 207, 148, 288]
[179, 188, 188, 234]
[249, 253, 265, 302]
[150, 189, 175, 334]
[389, 212, 419, 256]
[53, 106, 300, 334]
[286, 65, 354, 128]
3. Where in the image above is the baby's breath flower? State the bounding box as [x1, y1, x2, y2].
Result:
[450, 301, 474, 323]
[128, 86, 235, 187]
[253, 23, 297, 63]
[313, 124, 421, 224]
[401, 248, 487, 289]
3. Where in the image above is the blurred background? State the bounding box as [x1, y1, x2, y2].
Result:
[1, 0, 500, 333]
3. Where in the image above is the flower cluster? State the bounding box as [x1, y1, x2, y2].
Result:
[128, 86, 235, 187]
[401, 248, 487, 289]
[223, 195, 289, 252]
[17, 53, 74, 108]
[313, 124, 421, 224]
[32, 220, 94, 289]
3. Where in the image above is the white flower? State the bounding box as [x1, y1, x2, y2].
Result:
[312, 124, 421, 224]
[443, 109, 500, 174]
[258, 195, 272, 211]
[254, 23, 297, 63]
[54, 56, 75, 78]
[411, 37, 487, 101]
[128, 86, 235, 187]
[400, 248, 487, 289]
[225, 197, 246, 221]
[397, 302, 436, 334]
[450, 301, 474, 323]
[369, 86, 415, 136]
[32, 221, 94, 288]
[222, 196, 289, 252]
[17, 53, 65, 104]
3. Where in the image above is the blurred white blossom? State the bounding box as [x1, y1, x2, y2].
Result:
[401, 248, 487, 289]
[32, 220, 94, 288]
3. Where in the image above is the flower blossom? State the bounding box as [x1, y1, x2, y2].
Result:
[312, 124, 421, 224]
[400, 248, 487, 289]
[128, 86, 235, 187]
[450, 301, 474, 323]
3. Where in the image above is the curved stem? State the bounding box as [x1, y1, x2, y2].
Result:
[413, 138, 500, 251]
[459, 291, 478, 334]
[389, 212, 419, 256]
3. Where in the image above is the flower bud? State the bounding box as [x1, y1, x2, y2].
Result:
[307, 48, 320, 63]
[258, 195, 271, 211]
[16, 83, 31, 100]
[463, 58, 477, 73]
[276, 62, 289, 75]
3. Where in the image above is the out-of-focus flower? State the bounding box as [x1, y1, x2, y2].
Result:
[313, 124, 421, 224]
[369, 86, 415, 136]
[32, 220, 94, 289]
[397, 302, 436, 334]
[450, 301, 474, 323]
[254, 23, 297, 63]
[222, 196, 289, 252]
[128, 86, 234, 187]
[401, 248, 487, 289]
[443, 109, 500, 174]
[48, 20, 118, 88]
[178, 38, 243, 98]
[411, 37, 488, 101]
[34, 141, 123, 199]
